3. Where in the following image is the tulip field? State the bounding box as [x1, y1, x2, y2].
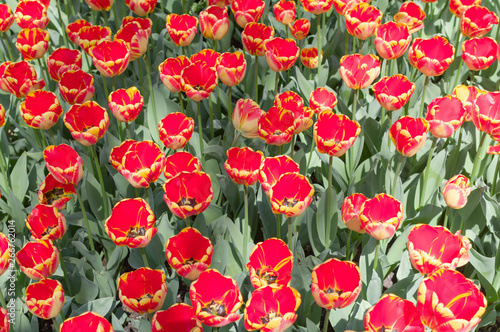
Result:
[2, 0, 500, 330]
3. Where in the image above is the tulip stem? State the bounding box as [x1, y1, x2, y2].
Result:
[306, 136, 316, 175]
[208, 97, 214, 139]
[317, 14, 321, 85]
[0, 286, 5, 309]
[385, 59, 390, 78]
[145, 43, 158, 128]
[2, 33, 13, 61]
[118, 123, 125, 142]
[469, 70, 475, 86]
[182, 0, 187, 13]
[470, 132, 488, 184]
[112, 76, 116, 91]
[344, 30, 349, 56]
[125, 122, 131, 139]
[452, 59, 463, 91]
[373, 240, 380, 272]
[322, 309, 330, 332]
[145, 187, 152, 209]
[443, 207, 450, 229]
[178, 92, 185, 113]
[102, 10, 110, 28]
[231, 131, 241, 147]
[37, 59, 50, 91]
[419, 76, 429, 118]
[39, 129, 49, 148]
[288, 216, 293, 253]
[391, 154, 404, 196]
[55, 0, 69, 48]
[0, 142, 10, 194]
[197, 101, 205, 169]
[276, 213, 281, 239]
[491, 157, 500, 194]
[254, 55, 259, 100]
[290, 134, 295, 158]
[101, 73, 110, 99]
[74, 185, 96, 251]
[352, 88, 358, 121]
[450, 126, 463, 176]
[345, 229, 352, 260]
[140, 247, 149, 268]
[275, 71, 280, 97]
[228, 86, 232, 123]
[91, 144, 109, 218]
[325, 156, 333, 249]
[420, 136, 438, 208]
[56, 241, 73, 296]
[243, 185, 249, 264]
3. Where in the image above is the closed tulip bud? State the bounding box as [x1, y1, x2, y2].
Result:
[158, 112, 195, 150]
[166, 14, 198, 47]
[43, 144, 84, 185]
[341, 193, 367, 234]
[442, 175, 472, 209]
[216, 51, 247, 86]
[394, 2, 425, 34]
[289, 18, 310, 40]
[20, 90, 63, 130]
[58, 70, 95, 105]
[199, 6, 229, 41]
[224, 146, 264, 186]
[345, 3, 382, 40]
[300, 47, 322, 69]
[16, 28, 50, 60]
[274, 0, 296, 25]
[231, 0, 265, 28]
[108, 87, 144, 123]
[359, 193, 403, 240]
[233, 99, 265, 139]
[339, 53, 381, 89]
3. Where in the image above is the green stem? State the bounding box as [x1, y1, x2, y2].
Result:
[55, 0, 69, 48]
[288, 216, 293, 253]
[450, 126, 463, 175]
[102, 10, 110, 28]
[470, 70, 475, 86]
[243, 185, 249, 264]
[182, 0, 187, 13]
[140, 247, 149, 267]
[491, 157, 500, 194]
[0, 286, 5, 308]
[322, 309, 330, 332]
[290, 134, 295, 158]
[91, 145, 108, 217]
[345, 229, 352, 260]
[391, 154, 404, 196]
[470, 132, 488, 184]
[112, 3, 120, 25]
[112, 76, 116, 91]
[420, 136, 438, 208]
[197, 101, 205, 169]
[39, 129, 49, 148]
[352, 88, 358, 120]
[48, 129, 57, 145]
[145, 45, 158, 128]
[306, 134, 316, 175]
[2, 32, 13, 60]
[38, 59, 50, 90]
[145, 187, 152, 208]
[276, 213, 281, 239]
[317, 14, 321, 84]
[56, 241, 73, 295]
[178, 92, 185, 113]
[228, 86, 232, 122]
[254, 55, 259, 100]
[345, 30, 349, 56]
[443, 207, 450, 229]
[275, 71, 279, 97]
[231, 131, 241, 147]
[208, 96, 214, 139]
[101, 73, 109, 98]
[0, 139, 10, 194]
[419, 76, 429, 118]
[452, 59, 463, 91]
[325, 156, 333, 249]
[138, 61, 144, 95]
[385, 59, 390, 77]
[74, 185, 95, 251]
[125, 121, 131, 139]
[373, 240, 380, 272]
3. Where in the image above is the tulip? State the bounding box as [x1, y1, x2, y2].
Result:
[309, 87, 337, 114]
[43, 144, 83, 185]
[0, 105, 3, 127]
[0, 233, 11, 277]
[90, 40, 131, 77]
[158, 112, 195, 150]
[0, 62, 12, 93]
[224, 147, 264, 186]
[19, 90, 63, 130]
[14, 0, 49, 29]
[110, 140, 165, 188]
[274, 90, 304, 111]
[426, 95, 465, 138]
[359, 193, 403, 240]
[115, 21, 150, 61]
[26, 204, 67, 241]
[0, 4, 14, 32]
[339, 53, 381, 89]
[364, 294, 424, 332]
[77, 25, 112, 55]
[1, 61, 45, 98]
[332, 0, 369, 16]
[453, 85, 488, 122]
[247, 238, 293, 288]
[125, 0, 156, 16]
[314, 112, 361, 157]
[442, 175, 472, 209]
[191, 48, 221, 68]
[244, 285, 301, 332]
[166, 14, 198, 47]
[341, 193, 367, 233]
[60, 312, 114, 332]
[372, 75, 415, 111]
[409, 36, 455, 77]
[85, 0, 113, 11]
[15, 28, 50, 61]
[408, 224, 471, 275]
[233, 98, 265, 139]
[289, 18, 310, 40]
[181, 61, 218, 102]
[158, 55, 192, 93]
[122, 16, 152, 35]
[105, 198, 157, 248]
[258, 107, 295, 146]
[46, 48, 82, 81]
[242, 23, 275, 56]
[65, 19, 92, 45]
[460, 5, 499, 38]
[152, 304, 202, 332]
[389, 116, 429, 157]
[274, 0, 296, 25]
[25, 278, 64, 319]
[417, 269, 487, 332]
[461, 37, 498, 71]
[162, 171, 214, 219]
[471, 92, 500, 140]
[118, 267, 167, 314]
[108, 87, 144, 123]
[38, 173, 76, 210]
[190, 269, 243, 327]
[449, 0, 481, 18]
[259, 155, 299, 196]
[374, 22, 412, 60]
[264, 37, 300, 72]
[300, 0, 334, 15]
[16, 240, 59, 280]
[64, 101, 109, 146]
[199, 5, 229, 41]
[300, 47, 322, 69]
[393, 2, 425, 34]
[311, 258, 362, 309]
[0, 308, 8, 332]
[209, 0, 231, 6]
[163, 151, 201, 179]
[345, 3, 382, 40]
[269, 173, 314, 217]
[231, 0, 265, 28]
[58, 70, 95, 105]
[216, 51, 247, 86]
[165, 227, 213, 280]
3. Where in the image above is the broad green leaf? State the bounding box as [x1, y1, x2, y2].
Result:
[72, 241, 103, 271]
[9, 152, 28, 202]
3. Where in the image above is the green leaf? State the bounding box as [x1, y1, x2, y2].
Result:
[366, 272, 382, 304]
[72, 241, 103, 271]
[9, 152, 28, 202]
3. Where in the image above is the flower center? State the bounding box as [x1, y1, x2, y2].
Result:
[193, 85, 204, 91]
[375, 326, 396, 332]
[260, 310, 282, 324]
[179, 196, 197, 208]
[44, 187, 65, 205]
[272, 130, 283, 135]
[201, 299, 227, 317]
[41, 225, 56, 237]
[324, 287, 343, 295]
[285, 197, 299, 207]
[127, 226, 146, 238]
[257, 267, 279, 284]
[184, 257, 197, 265]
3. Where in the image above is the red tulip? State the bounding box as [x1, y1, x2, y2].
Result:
[0, 233, 11, 277]
[158, 112, 195, 150]
[15, 28, 50, 60]
[166, 14, 198, 47]
[274, 0, 296, 25]
[259, 155, 299, 196]
[64, 101, 109, 146]
[181, 61, 218, 102]
[224, 146, 264, 186]
[152, 304, 202, 332]
[163, 151, 201, 179]
[38, 173, 76, 210]
[264, 37, 300, 72]
[242, 23, 275, 56]
[269, 173, 314, 217]
[1, 60, 45, 98]
[0, 62, 12, 93]
[43, 144, 84, 185]
[26, 204, 67, 241]
[442, 174, 472, 209]
[345, 3, 382, 40]
[389, 116, 429, 157]
[162, 171, 214, 219]
[20, 90, 63, 130]
[110, 140, 165, 188]
[0, 308, 8, 332]
[247, 238, 293, 288]
[190, 48, 221, 69]
[125, 0, 156, 16]
[453, 84, 487, 122]
[16, 240, 59, 280]
[372, 74, 415, 111]
[409, 36, 455, 76]
[417, 269, 487, 332]
[471, 91, 500, 140]
[311, 258, 362, 309]
[300, 47, 322, 69]
[199, 5, 229, 41]
[364, 294, 424, 332]
[165, 227, 213, 280]
[85, 0, 113, 11]
[231, 0, 265, 28]
[449, 0, 481, 18]
[105, 198, 157, 248]
[359, 193, 403, 240]
[314, 112, 361, 157]
[216, 51, 247, 86]
[460, 5, 498, 38]
[0, 105, 3, 127]
[119, 267, 167, 314]
[108, 87, 144, 123]
[190, 269, 243, 327]
[65, 19, 92, 45]
[300, 0, 334, 15]
[341, 193, 367, 234]
[394, 2, 425, 34]
[408, 224, 471, 275]
[60, 312, 113, 332]
[90, 40, 130, 77]
[332, 0, 369, 16]
[14, 0, 49, 29]
[25, 278, 65, 319]
[158, 55, 192, 93]
[121, 16, 152, 35]
[289, 18, 310, 40]
[0, 4, 14, 32]
[274, 90, 303, 112]
[309, 87, 337, 114]
[208, 0, 232, 7]
[115, 21, 150, 61]
[77, 25, 112, 55]
[461, 37, 497, 71]
[58, 70, 95, 105]
[244, 285, 301, 332]
[339, 53, 381, 89]
[426, 95, 465, 138]
[233, 98, 265, 139]
[46, 48, 82, 81]
[374, 21, 411, 60]
[258, 106, 295, 146]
